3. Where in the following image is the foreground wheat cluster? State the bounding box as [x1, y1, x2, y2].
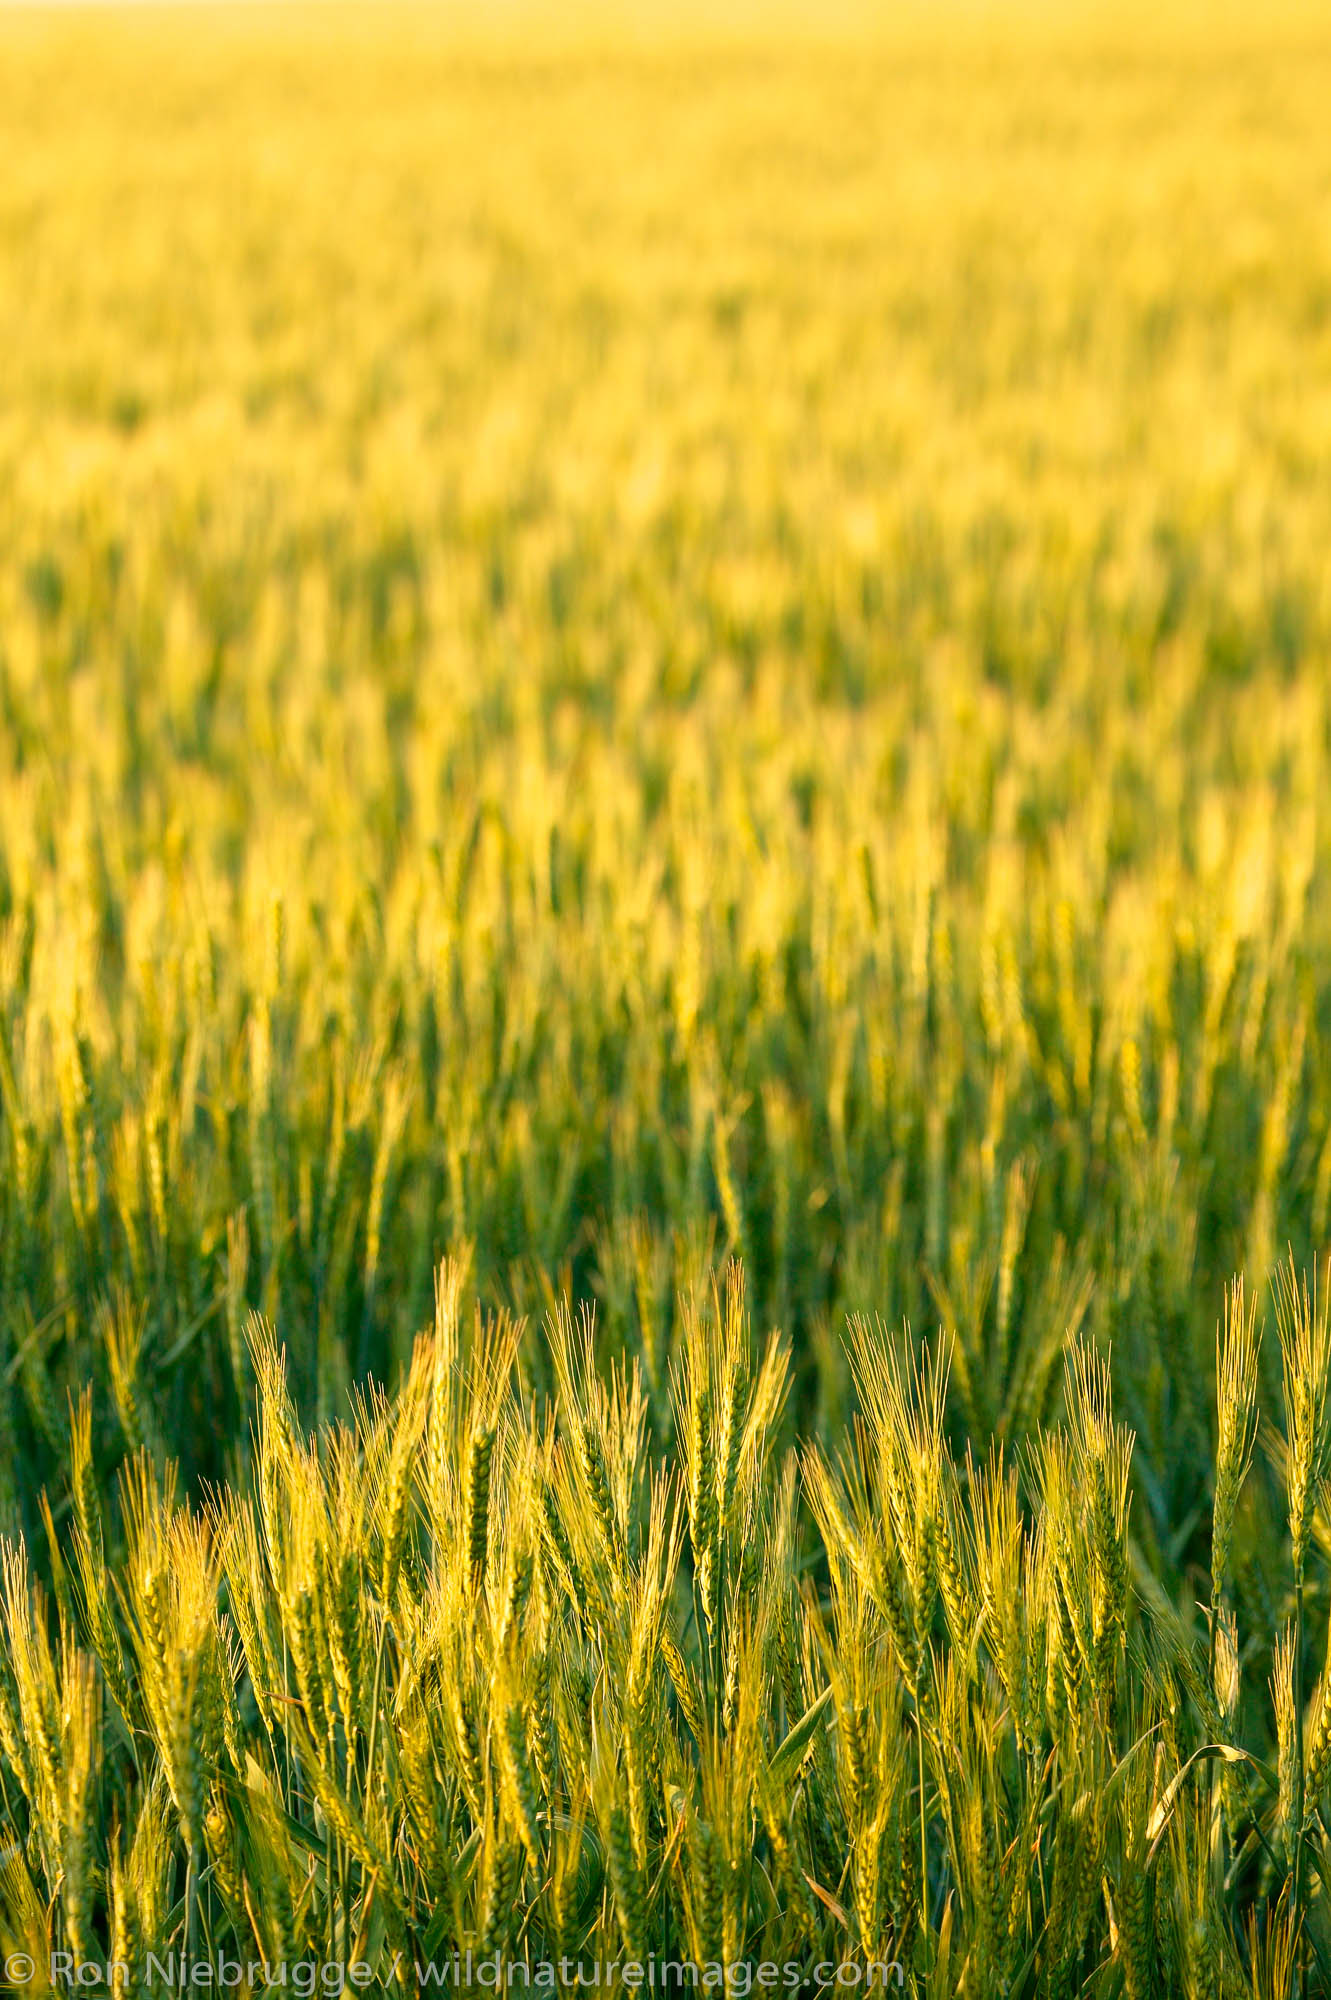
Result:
[6, 1261, 1331, 2000]
[4, 1, 1331, 1994]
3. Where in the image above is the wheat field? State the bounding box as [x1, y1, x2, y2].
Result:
[3, 4, 1331, 1994]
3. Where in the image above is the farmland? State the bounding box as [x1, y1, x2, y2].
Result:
[2, 4, 1331, 1993]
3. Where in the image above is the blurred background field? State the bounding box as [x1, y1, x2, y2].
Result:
[4, 0, 1331, 1520]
